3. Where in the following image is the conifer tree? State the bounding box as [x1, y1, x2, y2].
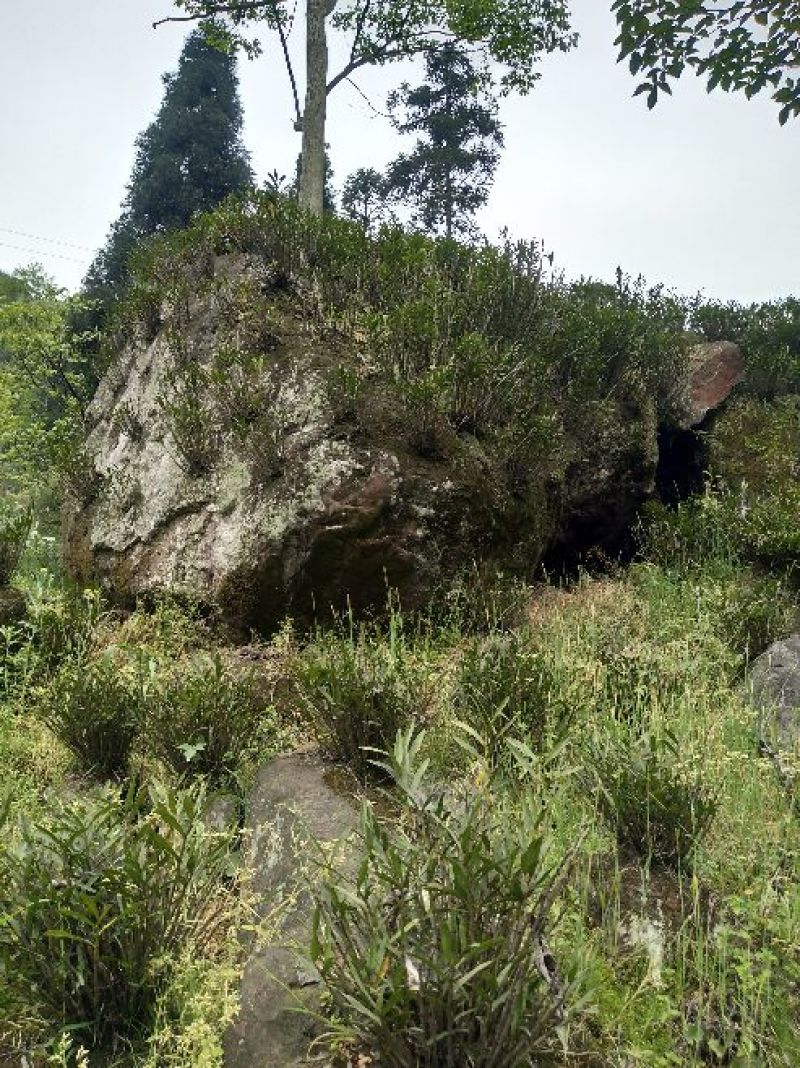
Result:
[386, 45, 504, 240]
[85, 28, 253, 297]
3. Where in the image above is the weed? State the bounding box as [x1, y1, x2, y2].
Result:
[311, 727, 583, 1067]
[143, 651, 270, 785]
[293, 608, 427, 779]
[453, 630, 561, 763]
[0, 782, 233, 1050]
[0, 506, 31, 587]
[43, 649, 145, 779]
[588, 723, 718, 868]
[158, 360, 221, 477]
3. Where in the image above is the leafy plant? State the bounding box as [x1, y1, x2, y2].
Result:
[692, 295, 800, 397]
[42, 650, 145, 778]
[159, 359, 221, 476]
[143, 651, 268, 785]
[311, 727, 582, 1067]
[293, 609, 426, 779]
[588, 723, 717, 868]
[22, 583, 103, 680]
[0, 782, 233, 1050]
[453, 631, 562, 764]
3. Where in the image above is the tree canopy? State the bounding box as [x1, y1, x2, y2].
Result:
[0, 270, 32, 305]
[341, 168, 391, 230]
[613, 0, 800, 123]
[160, 0, 577, 215]
[386, 45, 504, 239]
[86, 27, 253, 297]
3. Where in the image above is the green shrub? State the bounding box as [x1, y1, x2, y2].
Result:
[0, 506, 31, 587]
[293, 610, 426, 779]
[311, 728, 581, 1067]
[43, 650, 145, 778]
[123, 194, 688, 500]
[158, 359, 221, 477]
[639, 495, 744, 571]
[643, 398, 800, 577]
[111, 594, 217, 658]
[0, 782, 232, 1050]
[144, 652, 268, 785]
[21, 581, 103, 680]
[587, 723, 717, 868]
[453, 631, 564, 763]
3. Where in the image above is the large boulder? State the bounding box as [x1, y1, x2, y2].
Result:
[64, 267, 502, 631]
[63, 256, 743, 631]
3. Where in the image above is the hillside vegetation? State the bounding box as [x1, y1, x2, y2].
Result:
[0, 201, 798, 1066]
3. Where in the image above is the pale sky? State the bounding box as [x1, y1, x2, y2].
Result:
[1, 0, 797, 302]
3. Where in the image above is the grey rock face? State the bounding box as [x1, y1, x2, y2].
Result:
[224, 750, 357, 1068]
[749, 635, 800, 751]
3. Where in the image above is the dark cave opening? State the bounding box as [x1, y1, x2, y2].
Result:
[539, 416, 713, 580]
[655, 422, 709, 506]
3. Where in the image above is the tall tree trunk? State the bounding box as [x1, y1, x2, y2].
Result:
[298, 0, 330, 216]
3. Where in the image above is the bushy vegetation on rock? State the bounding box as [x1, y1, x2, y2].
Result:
[692, 296, 800, 397]
[63, 193, 699, 629]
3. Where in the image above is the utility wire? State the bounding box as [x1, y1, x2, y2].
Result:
[0, 240, 88, 265]
[0, 227, 93, 252]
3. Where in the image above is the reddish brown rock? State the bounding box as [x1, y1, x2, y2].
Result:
[681, 341, 744, 428]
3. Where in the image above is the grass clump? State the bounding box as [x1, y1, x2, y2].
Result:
[19, 580, 103, 683]
[0, 781, 233, 1052]
[588, 722, 718, 868]
[453, 630, 567, 763]
[293, 609, 428, 779]
[143, 651, 271, 786]
[0, 505, 31, 586]
[312, 727, 582, 1068]
[43, 649, 145, 779]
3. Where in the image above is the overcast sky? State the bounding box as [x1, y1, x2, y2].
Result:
[1, 0, 797, 302]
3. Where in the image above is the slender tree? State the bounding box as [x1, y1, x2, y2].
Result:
[385, 45, 504, 240]
[85, 27, 253, 296]
[157, 1, 577, 217]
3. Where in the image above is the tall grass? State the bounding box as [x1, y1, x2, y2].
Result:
[312, 727, 584, 1067]
[0, 782, 233, 1050]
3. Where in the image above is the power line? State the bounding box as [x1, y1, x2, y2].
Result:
[0, 240, 88, 265]
[0, 227, 93, 252]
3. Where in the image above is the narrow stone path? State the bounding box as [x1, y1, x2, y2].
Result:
[224, 750, 357, 1068]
